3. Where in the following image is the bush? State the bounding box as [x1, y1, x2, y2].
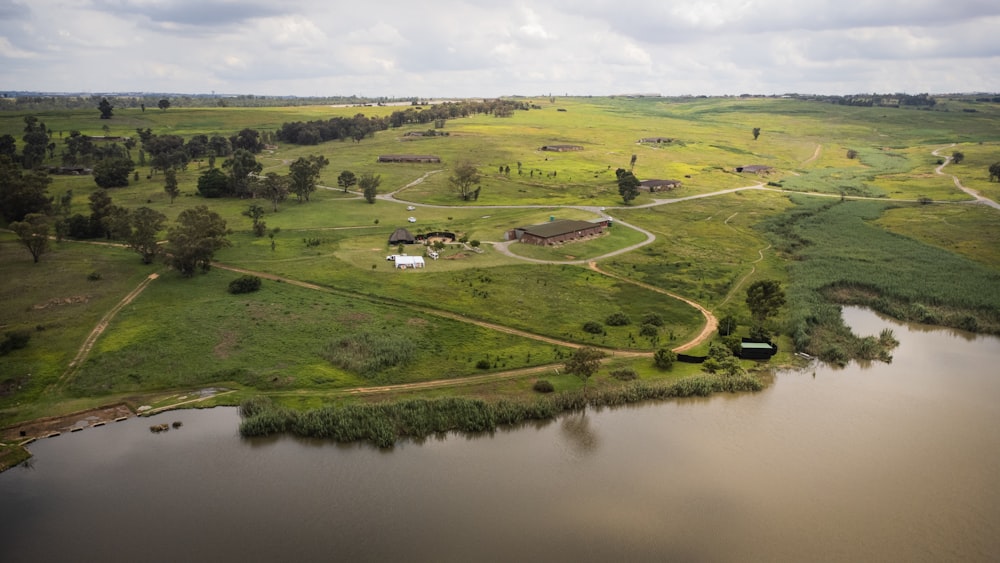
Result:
[653, 348, 676, 369]
[610, 367, 638, 381]
[582, 321, 604, 334]
[0, 330, 31, 356]
[228, 275, 262, 294]
[641, 312, 664, 327]
[476, 359, 491, 369]
[639, 323, 658, 338]
[605, 311, 630, 326]
[533, 379, 555, 393]
[87, 271, 102, 281]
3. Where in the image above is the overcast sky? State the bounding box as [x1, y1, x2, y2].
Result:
[2, 0, 999, 97]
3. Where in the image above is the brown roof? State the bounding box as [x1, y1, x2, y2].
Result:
[522, 219, 603, 239]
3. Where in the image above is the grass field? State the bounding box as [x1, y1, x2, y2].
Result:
[2, 95, 1000, 432]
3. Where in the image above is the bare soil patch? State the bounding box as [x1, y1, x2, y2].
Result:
[2, 404, 134, 441]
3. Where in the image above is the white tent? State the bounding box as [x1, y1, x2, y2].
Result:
[394, 255, 425, 269]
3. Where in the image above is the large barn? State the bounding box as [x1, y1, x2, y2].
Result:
[506, 219, 608, 246]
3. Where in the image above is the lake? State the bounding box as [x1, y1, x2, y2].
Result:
[1, 307, 998, 562]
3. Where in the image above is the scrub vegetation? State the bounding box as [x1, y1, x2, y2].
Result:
[2, 95, 999, 447]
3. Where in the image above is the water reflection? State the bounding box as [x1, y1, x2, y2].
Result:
[1, 307, 998, 562]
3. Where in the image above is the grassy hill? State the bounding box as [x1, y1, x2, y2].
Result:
[2, 95, 999, 429]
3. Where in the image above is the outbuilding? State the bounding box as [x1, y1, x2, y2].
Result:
[739, 341, 777, 360]
[506, 219, 608, 246]
[392, 255, 425, 269]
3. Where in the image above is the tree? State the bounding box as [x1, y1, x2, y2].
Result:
[242, 203, 267, 237]
[158, 98, 171, 111]
[0, 133, 17, 159]
[164, 168, 180, 203]
[449, 161, 482, 201]
[718, 314, 738, 336]
[616, 167, 640, 204]
[93, 157, 134, 188]
[257, 172, 289, 212]
[846, 149, 858, 159]
[288, 155, 329, 202]
[990, 162, 1000, 182]
[746, 279, 785, 336]
[121, 206, 166, 264]
[197, 168, 229, 198]
[360, 173, 381, 203]
[752, 127, 761, 140]
[337, 170, 357, 193]
[21, 116, 50, 169]
[88, 188, 117, 239]
[0, 155, 52, 222]
[10, 213, 50, 263]
[564, 346, 606, 397]
[653, 348, 677, 370]
[230, 128, 264, 153]
[98, 98, 113, 119]
[223, 149, 262, 198]
[951, 151, 964, 165]
[165, 205, 231, 277]
[630, 153, 637, 171]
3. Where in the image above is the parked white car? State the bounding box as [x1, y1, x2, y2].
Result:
[406, 205, 416, 211]
[408, 217, 417, 223]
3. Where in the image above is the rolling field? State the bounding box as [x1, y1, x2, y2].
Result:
[2, 95, 999, 427]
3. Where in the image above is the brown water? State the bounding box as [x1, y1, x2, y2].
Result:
[1, 307, 998, 562]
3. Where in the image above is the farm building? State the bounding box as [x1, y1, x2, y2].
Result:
[377, 154, 442, 163]
[392, 255, 425, 269]
[506, 219, 608, 246]
[388, 228, 416, 245]
[736, 165, 772, 174]
[639, 137, 673, 143]
[739, 341, 777, 360]
[540, 145, 583, 152]
[639, 179, 682, 192]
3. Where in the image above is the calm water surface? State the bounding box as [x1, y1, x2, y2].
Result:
[2, 307, 998, 562]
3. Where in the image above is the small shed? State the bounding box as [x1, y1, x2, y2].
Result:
[739, 341, 777, 360]
[736, 165, 772, 174]
[389, 228, 415, 245]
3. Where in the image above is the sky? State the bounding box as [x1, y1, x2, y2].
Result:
[2, 0, 999, 98]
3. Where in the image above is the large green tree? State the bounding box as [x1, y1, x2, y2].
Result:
[990, 162, 1000, 182]
[257, 172, 289, 212]
[121, 206, 167, 264]
[360, 173, 381, 204]
[336, 170, 357, 193]
[98, 98, 113, 119]
[616, 168, 640, 204]
[449, 161, 482, 201]
[746, 279, 785, 338]
[165, 206, 231, 277]
[10, 213, 51, 263]
[21, 116, 50, 169]
[93, 157, 134, 188]
[197, 168, 229, 198]
[0, 155, 52, 222]
[223, 149, 262, 198]
[164, 169, 180, 203]
[563, 346, 606, 397]
[288, 155, 329, 202]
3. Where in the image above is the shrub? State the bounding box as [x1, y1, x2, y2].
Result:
[87, 271, 102, 281]
[533, 379, 555, 393]
[653, 348, 677, 369]
[641, 312, 664, 327]
[476, 359, 491, 369]
[582, 321, 604, 335]
[0, 330, 31, 356]
[639, 323, 658, 338]
[610, 367, 638, 381]
[228, 275, 262, 294]
[606, 311, 630, 326]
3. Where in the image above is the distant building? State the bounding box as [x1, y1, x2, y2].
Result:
[639, 137, 673, 143]
[736, 165, 772, 174]
[639, 179, 682, 192]
[540, 145, 583, 152]
[388, 228, 415, 245]
[506, 219, 608, 246]
[378, 154, 441, 163]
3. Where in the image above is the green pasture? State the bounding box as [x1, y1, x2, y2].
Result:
[3, 96, 1000, 428]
